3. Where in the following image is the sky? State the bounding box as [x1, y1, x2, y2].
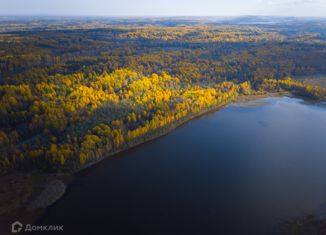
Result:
[0, 0, 325, 17]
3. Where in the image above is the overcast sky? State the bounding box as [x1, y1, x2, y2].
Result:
[0, 0, 325, 17]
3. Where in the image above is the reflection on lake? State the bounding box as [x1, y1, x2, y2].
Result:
[40, 97, 326, 235]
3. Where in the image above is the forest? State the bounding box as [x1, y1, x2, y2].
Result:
[1, 16, 326, 174]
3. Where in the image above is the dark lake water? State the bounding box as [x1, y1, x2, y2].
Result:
[39, 97, 326, 235]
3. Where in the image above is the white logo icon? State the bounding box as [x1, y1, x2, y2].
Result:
[11, 221, 23, 233]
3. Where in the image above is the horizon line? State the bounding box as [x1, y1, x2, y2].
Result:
[0, 14, 325, 18]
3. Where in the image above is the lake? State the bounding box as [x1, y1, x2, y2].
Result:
[39, 97, 326, 235]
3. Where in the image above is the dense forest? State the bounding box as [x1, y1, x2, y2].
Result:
[1, 17, 326, 174]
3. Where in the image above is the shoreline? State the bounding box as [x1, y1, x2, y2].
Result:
[75, 91, 290, 174]
[0, 91, 293, 233]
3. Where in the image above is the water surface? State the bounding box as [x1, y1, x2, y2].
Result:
[40, 97, 326, 235]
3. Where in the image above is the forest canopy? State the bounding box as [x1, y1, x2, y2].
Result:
[0, 17, 326, 174]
